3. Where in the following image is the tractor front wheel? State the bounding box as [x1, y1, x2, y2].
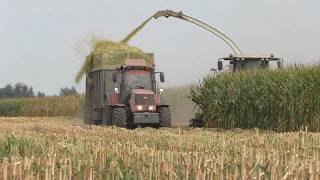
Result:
[158, 106, 171, 127]
[112, 107, 128, 128]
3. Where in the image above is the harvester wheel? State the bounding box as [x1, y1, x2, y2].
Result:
[112, 107, 128, 128]
[158, 106, 171, 127]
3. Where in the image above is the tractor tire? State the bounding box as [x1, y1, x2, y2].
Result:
[158, 106, 171, 127]
[112, 107, 128, 128]
[189, 118, 204, 128]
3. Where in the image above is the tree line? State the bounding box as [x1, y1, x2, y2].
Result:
[0, 82, 78, 100]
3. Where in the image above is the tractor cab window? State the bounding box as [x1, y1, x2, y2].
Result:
[126, 72, 152, 90]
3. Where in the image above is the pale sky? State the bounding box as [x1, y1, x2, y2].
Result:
[1, 0, 319, 94]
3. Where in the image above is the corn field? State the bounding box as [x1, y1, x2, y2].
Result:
[191, 66, 320, 132]
[0, 117, 320, 179]
[0, 96, 83, 117]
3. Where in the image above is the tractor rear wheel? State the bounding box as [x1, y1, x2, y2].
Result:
[112, 107, 128, 128]
[158, 106, 171, 127]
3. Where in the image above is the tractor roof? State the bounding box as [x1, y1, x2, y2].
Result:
[125, 59, 147, 67]
[222, 53, 281, 61]
[124, 59, 155, 70]
[90, 52, 155, 72]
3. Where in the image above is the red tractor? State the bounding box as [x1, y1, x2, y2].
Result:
[84, 55, 171, 128]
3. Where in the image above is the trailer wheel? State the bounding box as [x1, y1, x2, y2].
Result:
[158, 106, 171, 127]
[112, 107, 128, 128]
[189, 118, 204, 128]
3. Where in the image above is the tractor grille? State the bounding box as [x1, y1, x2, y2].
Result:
[135, 95, 154, 105]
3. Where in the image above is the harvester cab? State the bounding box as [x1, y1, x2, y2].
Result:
[217, 54, 283, 73]
[153, 10, 285, 73]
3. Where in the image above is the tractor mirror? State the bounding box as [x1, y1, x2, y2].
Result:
[218, 61, 223, 71]
[277, 61, 282, 69]
[112, 73, 117, 82]
[160, 72, 165, 82]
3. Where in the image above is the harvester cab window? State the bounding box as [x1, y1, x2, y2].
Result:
[244, 61, 262, 70]
[126, 73, 152, 90]
[233, 60, 263, 71]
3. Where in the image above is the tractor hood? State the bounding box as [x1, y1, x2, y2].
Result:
[130, 89, 157, 112]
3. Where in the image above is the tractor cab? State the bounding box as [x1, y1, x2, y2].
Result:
[112, 59, 164, 104]
[110, 59, 170, 128]
[217, 54, 283, 72]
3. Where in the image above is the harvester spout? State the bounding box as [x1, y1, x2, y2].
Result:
[153, 9, 242, 54]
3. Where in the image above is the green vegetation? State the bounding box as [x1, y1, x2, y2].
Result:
[0, 96, 83, 117]
[0, 82, 45, 99]
[75, 15, 155, 83]
[120, 16, 153, 44]
[75, 40, 154, 83]
[191, 66, 320, 132]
